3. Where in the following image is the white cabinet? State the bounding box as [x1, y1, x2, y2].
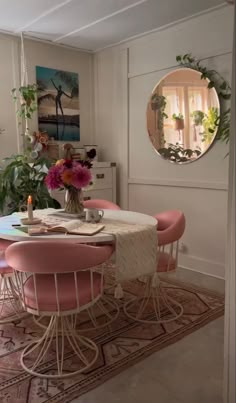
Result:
[51, 162, 116, 207]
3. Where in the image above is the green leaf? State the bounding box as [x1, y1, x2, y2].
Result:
[207, 81, 215, 89]
[220, 82, 227, 90]
[176, 55, 181, 62]
[221, 94, 231, 100]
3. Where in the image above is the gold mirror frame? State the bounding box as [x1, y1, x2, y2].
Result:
[147, 68, 220, 164]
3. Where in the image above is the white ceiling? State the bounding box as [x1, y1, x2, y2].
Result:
[0, 0, 227, 52]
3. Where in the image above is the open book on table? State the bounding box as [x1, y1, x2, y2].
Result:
[47, 219, 105, 236]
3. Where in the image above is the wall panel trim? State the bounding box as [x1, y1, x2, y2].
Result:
[128, 177, 228, 191]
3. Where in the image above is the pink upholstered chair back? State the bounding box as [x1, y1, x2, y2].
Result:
[83, 199, 121, 210]
[6, 241, 113, 274]
[154, 210, 186, 272]
[5, 242, 114, 315]
[154, 210, 185, 247]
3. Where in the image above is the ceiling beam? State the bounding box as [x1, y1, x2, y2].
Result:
[14, 0, 74, 33]
[53, 0, 148, 42]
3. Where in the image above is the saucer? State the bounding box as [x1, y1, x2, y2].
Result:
[20, 218, 42, 225]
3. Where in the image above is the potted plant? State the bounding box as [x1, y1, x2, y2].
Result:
[172, 113, 185, 131]
[150, 94, 168, 135]
[11, 84, 38, 122]
[0, 155, 60, 214]
[158, 143, 201, 163]
[151, 94, 166, 111]
[0, 32, 58, 215]
[191, 110, 205, 126]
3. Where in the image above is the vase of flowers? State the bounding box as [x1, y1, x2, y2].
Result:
[45, 159, 92, 215]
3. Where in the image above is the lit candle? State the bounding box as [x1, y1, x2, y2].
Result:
[27, 195, 33, 221]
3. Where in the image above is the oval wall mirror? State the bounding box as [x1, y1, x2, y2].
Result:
[147, 68, 220, 163]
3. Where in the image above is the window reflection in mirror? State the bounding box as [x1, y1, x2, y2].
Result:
[147, 68, 220, 163]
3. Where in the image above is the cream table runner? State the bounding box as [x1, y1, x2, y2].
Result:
[101, 218, 157, 283]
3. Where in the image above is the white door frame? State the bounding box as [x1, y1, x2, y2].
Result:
[224, 1, 235, 402]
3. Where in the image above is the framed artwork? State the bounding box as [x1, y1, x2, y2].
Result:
[36, 66, 80, 141]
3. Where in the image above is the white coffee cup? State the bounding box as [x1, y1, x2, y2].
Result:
[85, 208, 104, 223]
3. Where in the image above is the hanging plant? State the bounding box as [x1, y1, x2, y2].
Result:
[172, 113, 184, 131]
[176, 54, 231, 144]
[0, 33, 57, 216]
[191, 110, 205, 126]
[11, 83, 38, 120]
[151, 94, 168, 131]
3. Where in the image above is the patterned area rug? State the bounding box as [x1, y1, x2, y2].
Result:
[0, 273, 224, 403]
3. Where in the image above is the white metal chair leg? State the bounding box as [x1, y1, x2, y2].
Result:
[123, 277, 183, 324]
[0, 275, 27, 324]
[21, 315, 98, 379]
[76, 295, 120, 331]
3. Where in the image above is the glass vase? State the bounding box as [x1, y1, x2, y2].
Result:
[64, 188, 84, 215]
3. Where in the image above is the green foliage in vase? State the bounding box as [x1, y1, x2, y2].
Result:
[11, 84, 38, 120]
[176, 54, 231, 145]
[158, 143, 201, 163]
[0, 154, 60, 215]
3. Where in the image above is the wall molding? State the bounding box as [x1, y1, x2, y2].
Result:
[128, 177, 228, 191]
[128, 51, 232, 79]
[179, 253, 225, 279]
[161, 266, 225, 294]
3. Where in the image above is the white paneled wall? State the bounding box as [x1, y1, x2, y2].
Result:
[94, 5, 234, 279]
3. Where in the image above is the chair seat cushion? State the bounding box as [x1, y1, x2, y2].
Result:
[157, 252, 176, 272]
[24, 271, 102, 313]
[0, 253, 13, 275]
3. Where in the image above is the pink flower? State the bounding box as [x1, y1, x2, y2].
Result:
[45, 165, 63, 190]
[72, 165, 92, 189]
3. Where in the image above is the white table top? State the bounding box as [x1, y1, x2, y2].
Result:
[0, 209, 157, 243]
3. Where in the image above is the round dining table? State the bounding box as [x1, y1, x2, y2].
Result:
[0, 209, 157, 244]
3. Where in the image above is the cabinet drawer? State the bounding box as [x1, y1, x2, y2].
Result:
[91, 167, 112, 190]
[83, 189, 113, 202]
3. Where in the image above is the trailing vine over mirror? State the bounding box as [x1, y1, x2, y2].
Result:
[176, 54, 231, 145]
[147, 53, 231, 164]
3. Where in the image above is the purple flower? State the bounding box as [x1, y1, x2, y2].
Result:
[45, 165, 63, 190]
[72, 165, 92, 189]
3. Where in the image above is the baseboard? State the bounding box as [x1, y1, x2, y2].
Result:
[178, 253, 225, 279]
[160, 264, 225, 295]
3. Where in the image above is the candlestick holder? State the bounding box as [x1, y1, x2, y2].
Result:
[20, 218, 42, 225]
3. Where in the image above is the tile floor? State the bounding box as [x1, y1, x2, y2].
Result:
[73, 317, 224, 403]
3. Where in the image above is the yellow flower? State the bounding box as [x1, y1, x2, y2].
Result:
[56, 159, 65, 166]
[62, 169, 74, 185]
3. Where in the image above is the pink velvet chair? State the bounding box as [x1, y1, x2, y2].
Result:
[155, 210, 186, 272]
[0, 240, 24, 323]
[83, 199, 121, 210]
[124, 210, 186, 324]
[6, 241, 114, 378]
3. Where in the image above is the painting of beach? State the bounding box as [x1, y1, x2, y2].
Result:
[36, 66, 80, 141]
